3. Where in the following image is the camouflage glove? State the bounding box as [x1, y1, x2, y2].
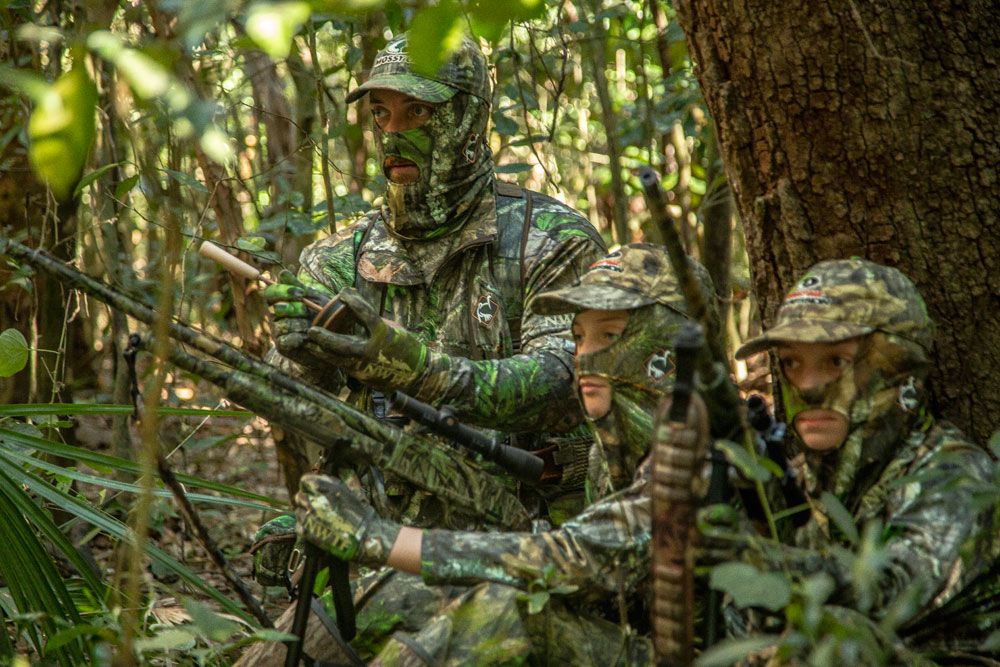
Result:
[263, 271, 334, 371]
[295, 473, 402, 566]
[695, 503, 745, 566]
[250, 514, 301, 589]
[304, 286, 429, 393]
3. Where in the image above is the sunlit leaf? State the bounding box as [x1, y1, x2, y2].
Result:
[88, 31, 171, 99]
[709, 562, 791, 611]
[408, 1, 465, 77]
[115, 173, 140, 199]
[26, 63, 97, 200]
[200, 125, 235, 165]
[0, 329, 29, 378]
[467, 0, 545, 23]
[246, 1, 311, 59]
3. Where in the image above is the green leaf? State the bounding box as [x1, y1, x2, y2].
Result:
[246, 1, 311, 59]
[709, 562, 791, 611]
[988, 429, 1000, 459]
[494, 162, 532, 174]
[0, 329, 29, 377]
[237, 236, 268, 252]
[88, 31, 171, 99]
[408, 1, 465, 77]
[695, 635, 782, 667]
[491, 110, 519, 136]
[135, 628, 197, 652]
[73, 161, 124, 197]
[160, 167, 210, 193]
[115, 173, 140, 198]
[820, 491, 859, 544]
[716, 439, 772, 483]
[184, 598, 241, 642]
[468, 0, 545, 23]
[27, 63, 97, 200]
[519, 590, 549, 615]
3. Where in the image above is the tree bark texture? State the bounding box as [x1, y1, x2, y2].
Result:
[673, 0, 1000, 442]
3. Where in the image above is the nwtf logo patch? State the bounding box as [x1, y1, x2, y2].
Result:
[589, 255, 623, 273]
[474, 295, 499, 326]
[645, 348, 674, 383]
[784, 275, 832, 307]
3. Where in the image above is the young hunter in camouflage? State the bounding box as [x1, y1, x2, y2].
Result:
[284, 245, 718, 666]
[717, 258, 1000, 663]
[264, 32, 606, 529]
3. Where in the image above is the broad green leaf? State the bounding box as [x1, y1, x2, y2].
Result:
[695, 635, 782, 667]
[184, 598, 241, 642]
[408, 2, 465, 77]
[709, 562, 791, 611]
[237, 236, 268, 252]
[27, 64, 97, 200]
[467, 0, 545, 23]
[0, 66, 51, 102]
[246, 1, 311, 59]
[0, 329, 29, 377]
[820, 491, 859, 544]
[73, 161, 124, 198]
[491, 110, 519, 136]
[494, 162, 532, 174]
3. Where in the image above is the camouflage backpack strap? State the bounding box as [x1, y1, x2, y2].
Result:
[494, 179, 533, 354]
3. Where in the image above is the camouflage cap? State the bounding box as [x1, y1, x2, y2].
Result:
[532, 243, 708, 316]
[735, 258, 934, 359]
[346, 33, 491, 104]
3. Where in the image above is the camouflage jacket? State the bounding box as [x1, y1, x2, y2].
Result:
[419, 454, 652, 608]
[767, 419, 997, 621]
[294, 180, 606, 433]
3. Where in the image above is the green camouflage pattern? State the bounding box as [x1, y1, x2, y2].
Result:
[297, 473, 402, 565]
[375, 90, 494, 240]
[346, 34, 491, 104]
[532, 243, 708, 316]
[720, 261, 1000, 660]
[312, 570, 651, 666]
[291, 184, 605, 432]
[250, 513, 298, 589]
[551, 246, 717, 495]
[736, 258, 934, 359]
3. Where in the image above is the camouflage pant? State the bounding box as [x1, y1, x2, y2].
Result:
[321, 570, 651, 666]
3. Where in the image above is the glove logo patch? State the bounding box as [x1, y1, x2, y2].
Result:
[474, 295, 499, 326]
[645, 348, 674, 383]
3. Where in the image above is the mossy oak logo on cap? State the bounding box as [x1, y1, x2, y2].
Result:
[897, 376, 921, 412]
[784, 275, 832, 307]
[463, 133, 480, 163]
[474, 295, 499, 326]
[645, 348, 674, 383]
[375, 37, 409, 67]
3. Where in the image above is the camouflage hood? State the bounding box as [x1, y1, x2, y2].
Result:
[352, 34, 495, 241]
[745, 259, 936, 507]
[536, 244, 717, 494]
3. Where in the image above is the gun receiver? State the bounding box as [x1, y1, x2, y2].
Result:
[389, 392, 545, 484]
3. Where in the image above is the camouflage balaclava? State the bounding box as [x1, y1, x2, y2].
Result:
[534, 244, 718, 494]
[736, 259, 935, 507]
[347, 34, 494, 241]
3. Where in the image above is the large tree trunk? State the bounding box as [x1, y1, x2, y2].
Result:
[673, 0, 1000, 442]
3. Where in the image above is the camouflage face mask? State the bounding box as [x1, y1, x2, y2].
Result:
[576, 303, 688, 492]
[376, 92, 494, 240]
[782, 332, 932, 502]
